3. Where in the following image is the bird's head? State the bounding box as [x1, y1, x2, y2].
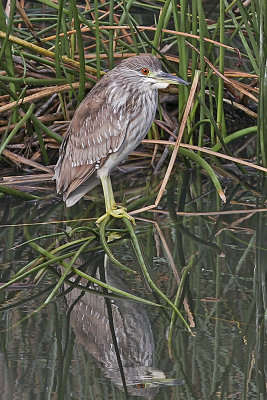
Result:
[114, 54, 189, 90]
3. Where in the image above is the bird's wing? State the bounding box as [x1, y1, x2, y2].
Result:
[54, 81, 129, 197]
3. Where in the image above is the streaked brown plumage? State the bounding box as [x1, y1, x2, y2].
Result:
[54, 55, 188, 222]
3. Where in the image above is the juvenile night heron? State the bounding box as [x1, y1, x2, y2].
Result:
[54, 55, 188, 223]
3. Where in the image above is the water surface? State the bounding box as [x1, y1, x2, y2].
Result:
[0, 168, 265, 400]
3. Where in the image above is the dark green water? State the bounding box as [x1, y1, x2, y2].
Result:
[0, 168, 266, 400]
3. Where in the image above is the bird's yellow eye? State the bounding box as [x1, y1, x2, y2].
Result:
[141, 67, 149, 75]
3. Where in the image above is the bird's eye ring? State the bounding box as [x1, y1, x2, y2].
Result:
[141, 67, 149, 75]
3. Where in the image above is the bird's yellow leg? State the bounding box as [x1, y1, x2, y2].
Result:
[96, 176, 135, 224]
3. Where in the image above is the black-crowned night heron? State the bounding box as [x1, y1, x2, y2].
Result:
[54, 55, 188, 223]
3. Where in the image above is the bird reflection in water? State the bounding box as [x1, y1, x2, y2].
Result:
[63, 255, 183, 397]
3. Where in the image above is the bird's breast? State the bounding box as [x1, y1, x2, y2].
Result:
[126, 89, 157, 127]
[98, 90, 158, 178]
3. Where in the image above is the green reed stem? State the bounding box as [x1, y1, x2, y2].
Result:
[37, 0, 69, 14]
[168, 255, 195, 349]
[30, 114, 63, 143]
[225, 0, 259, 74]
[71, 0, 85, 100]
[237, 0, 259, 66]
[71, 266, 162, 308]
[0, 0, 18, 122]
[153, 0, 172, 53]
[217, 0, 226, 136]
[196, 1, 206, 148]
[0, 186, 40, 201]
[211, 126, 257, 152]
[179, 148, 226, 202]
[257, 0, 267, 167]
[191, 0, 198, 75]
[122, 218, 192, 334]
[34, 119, 50, 165]
[0, 76, 69, 85]
[108, 0, 114, 69]
[123, 3, 139, 54]
[99, 217, 136, 273]
[55, 0, 64, 78]
[0, 104, 35, 154]
[13, 251, 78, 280]
[44, 239, 91, 304]
[0, 0, 16, 60]
[0, 262, 51, 291]
[172, 0, 189, 123]
[118, 0, 134, 26]
[94, 0, 101, 78]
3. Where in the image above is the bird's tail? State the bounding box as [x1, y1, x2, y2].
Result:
[64, 174, 99, 207]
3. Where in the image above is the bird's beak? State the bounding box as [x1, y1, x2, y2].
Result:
[155, 71, 189, 85]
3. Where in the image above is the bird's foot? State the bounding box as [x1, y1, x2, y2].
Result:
[109, 206, 135, 224]
[96, 205, 135, 225]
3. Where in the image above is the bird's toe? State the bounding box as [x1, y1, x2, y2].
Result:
[96, 205, 135, 225]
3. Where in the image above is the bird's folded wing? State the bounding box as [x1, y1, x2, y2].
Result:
[54, 86, 129, 195]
